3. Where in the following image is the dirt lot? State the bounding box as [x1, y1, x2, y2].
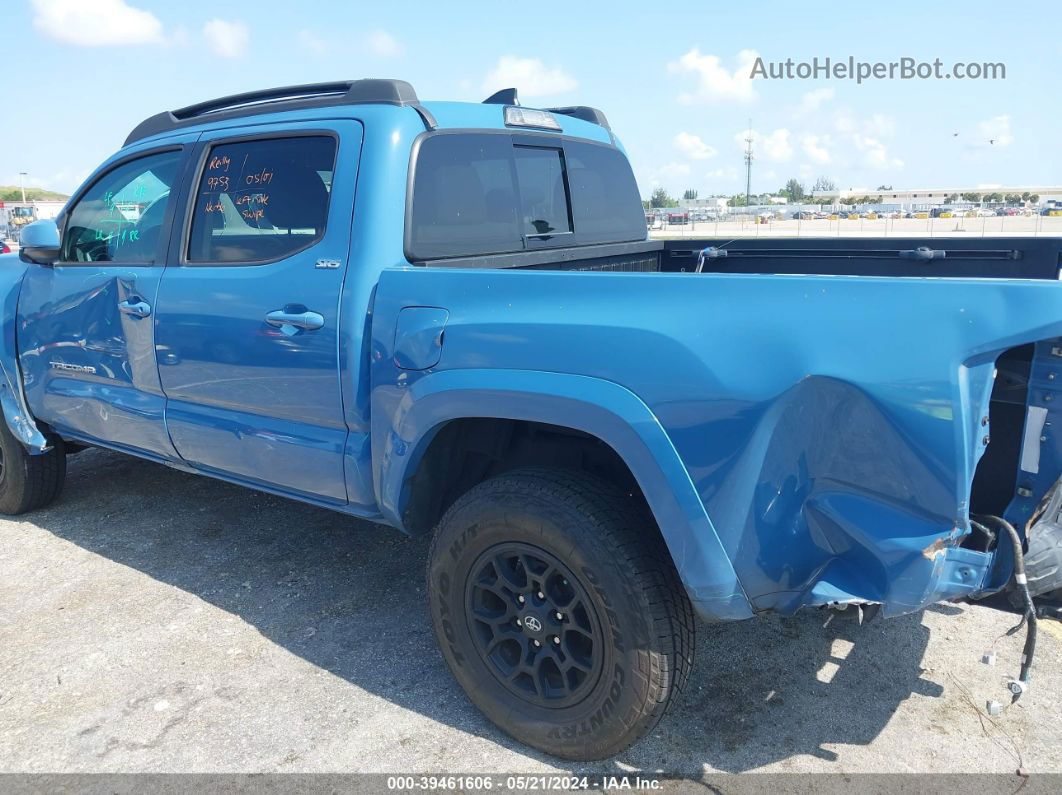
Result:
[0, 447, 1059, 777]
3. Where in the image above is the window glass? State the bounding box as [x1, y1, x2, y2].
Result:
[188, 136, 336, 263]
[62, 150, 182, 263]
[409, 135, 520, 259]
[408, 134, 645, 261]
[513, 146, 571, 237]
[564, 142, 646, 242]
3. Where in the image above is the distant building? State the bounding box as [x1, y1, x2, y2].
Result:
[677, 197, 729, 211]
[810, 185, 1062, 208]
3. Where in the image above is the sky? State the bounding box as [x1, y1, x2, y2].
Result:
[1, 0, 1059, 199]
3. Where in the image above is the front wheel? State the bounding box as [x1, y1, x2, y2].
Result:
[0, 419, 66, 515]
[427, 468, 694, 760]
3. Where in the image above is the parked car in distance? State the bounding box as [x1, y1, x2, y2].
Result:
[4, 78, 1061, 762]
[0, 241, 10, 255]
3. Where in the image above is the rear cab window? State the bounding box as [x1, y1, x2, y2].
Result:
[407, 132, 644, 261]
[188, 136, 336, 264]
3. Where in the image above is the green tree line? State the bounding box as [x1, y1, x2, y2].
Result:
[0, 186, 69, 202]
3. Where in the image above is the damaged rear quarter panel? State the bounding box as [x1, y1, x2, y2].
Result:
[375, 268, 1062, 619]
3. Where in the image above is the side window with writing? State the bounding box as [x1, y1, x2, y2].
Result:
[61, 150, 183, 263]
[188, 136, 336, 264]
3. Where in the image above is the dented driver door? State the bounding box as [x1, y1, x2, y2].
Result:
[16, 139, 196, 459]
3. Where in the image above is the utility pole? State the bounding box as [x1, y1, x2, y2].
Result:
[19, 172, 27, 204]
[743, 121, 753, 210]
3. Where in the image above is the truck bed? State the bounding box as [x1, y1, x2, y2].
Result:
[375, 258, 1062, 615]
[660, 236, 1062, 280]
[422, 236, 1062, 280]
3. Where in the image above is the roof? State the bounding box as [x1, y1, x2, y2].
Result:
[123, 79, 613, 148]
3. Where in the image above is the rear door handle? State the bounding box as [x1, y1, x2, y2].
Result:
[265, 309, 325, 334]
[118, 299, 151, 318]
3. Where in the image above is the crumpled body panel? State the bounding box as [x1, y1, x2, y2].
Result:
[0, 253, 49, 453]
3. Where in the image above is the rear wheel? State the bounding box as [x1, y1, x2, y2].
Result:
[0, 419, 66, 515]
[427, 468, 694, 760]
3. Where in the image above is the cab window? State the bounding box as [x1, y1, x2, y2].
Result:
[187, 136, 336, 264]
[61, 150, 183, 263]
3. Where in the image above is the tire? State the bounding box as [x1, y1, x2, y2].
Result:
[0, 419, 66, 515]
[427, 467, 694, 760]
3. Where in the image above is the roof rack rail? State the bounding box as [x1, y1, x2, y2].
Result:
[124, 78, 435, 146]
[545, 106, 610, 130]
[483, 87, 519, 105]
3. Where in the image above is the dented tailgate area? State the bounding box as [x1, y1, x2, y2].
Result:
[722, 336, 1062, 621]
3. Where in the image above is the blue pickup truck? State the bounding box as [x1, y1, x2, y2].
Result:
[6, 79, 1062, 759]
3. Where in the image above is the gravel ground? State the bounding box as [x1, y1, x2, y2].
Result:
[0, 447, 1059, 777]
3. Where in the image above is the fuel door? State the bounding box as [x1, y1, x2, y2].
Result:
[394, 306, 448, 370]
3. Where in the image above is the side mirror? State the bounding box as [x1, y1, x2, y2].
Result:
[19, 220, 61, 266]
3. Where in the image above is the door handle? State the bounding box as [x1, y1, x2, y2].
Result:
[265, 309, 325, 333]
[118, 299, 151, 318]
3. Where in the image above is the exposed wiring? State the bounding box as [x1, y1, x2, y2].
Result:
[970, 519, 997, 551]
[977, 514, 1038, 702]
[948, 673, 1025, 771]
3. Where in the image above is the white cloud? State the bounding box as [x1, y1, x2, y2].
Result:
[483, 56, 577, 98]
[798, 87, 834, 114]
[864, 113, 896, 138]
[829, 111, 903, 170]
[835, 112, 896, 138]
[674, 132, 717, 160]
[801, 134, 832, 164]
[31, 0, 163, 46]
[641, 162, 692, 190]
[203, 19, 249, 59]
[736, 127, 793, 161]
[976, 115, 1013, 147]
[367, 30, 402, 58]
[852, 135, 903, 169]
[297, 29, 329, 55]
[668, 48, 759, 104]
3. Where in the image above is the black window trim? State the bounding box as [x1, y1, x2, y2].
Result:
[54, 144, 188, 267]
[404, 128, 646, 263]
[179, 128, 340, 268]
